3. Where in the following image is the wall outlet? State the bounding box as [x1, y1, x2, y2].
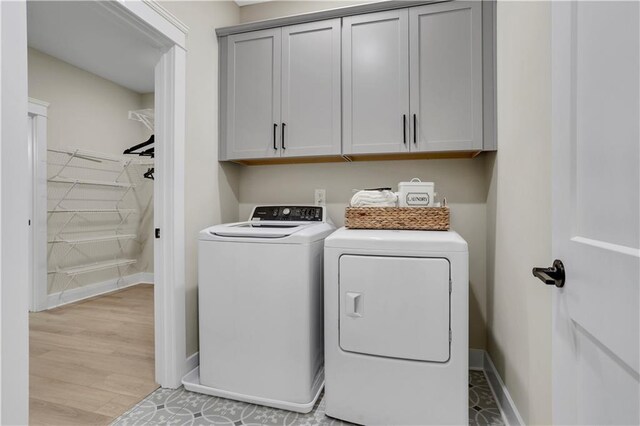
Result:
[315, 189, 326, 206]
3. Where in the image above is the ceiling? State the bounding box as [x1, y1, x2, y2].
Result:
[27, 1, 162, 93]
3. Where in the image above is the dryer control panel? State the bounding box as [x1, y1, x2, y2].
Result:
[251, 205, 324, 222]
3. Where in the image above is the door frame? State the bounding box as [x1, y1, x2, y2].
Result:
[27, 98, 48, 313]
[1, 1, 188, 422]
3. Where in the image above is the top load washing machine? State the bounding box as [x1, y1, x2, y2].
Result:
[324, 228, 469, 425]
[184, 205, 335, 414]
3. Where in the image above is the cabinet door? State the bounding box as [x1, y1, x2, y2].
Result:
[409, 2, 483, 152]
[226, 28, 281, 160]
[281, 19, 341, 158]
[343, 10, 410, 155]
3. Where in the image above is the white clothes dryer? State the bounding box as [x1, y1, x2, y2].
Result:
[183, 205, 334, 413]
[324, 228, 469, 425]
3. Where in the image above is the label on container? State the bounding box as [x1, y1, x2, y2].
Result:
[406, 192, 430, 206]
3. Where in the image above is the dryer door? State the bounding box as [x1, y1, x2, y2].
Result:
[339, 255, 450, 362]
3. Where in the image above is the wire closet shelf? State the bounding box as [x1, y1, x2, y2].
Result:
[47, 122, 154, 301]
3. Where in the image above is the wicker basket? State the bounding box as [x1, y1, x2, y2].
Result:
[345, 207, 450, 231]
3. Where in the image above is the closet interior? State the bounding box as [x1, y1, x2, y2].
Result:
[46, 110, 154, 306]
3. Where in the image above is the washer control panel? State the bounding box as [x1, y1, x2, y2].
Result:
[251, 206, 324, 222]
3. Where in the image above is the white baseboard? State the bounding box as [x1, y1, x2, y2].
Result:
[45, 272, 154, 310]
[471, 349, 525, 426]
[138, 271, 155, 284]
[186, 352, 199, 373]
[469, 348, 485, 370]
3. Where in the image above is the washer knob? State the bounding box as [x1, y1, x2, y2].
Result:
[282, 208, 291, 215]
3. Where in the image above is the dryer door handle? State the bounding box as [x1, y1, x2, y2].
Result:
[346, 292, 363, 318]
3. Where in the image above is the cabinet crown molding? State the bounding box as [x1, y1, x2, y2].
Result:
[215, 0, 443, 37]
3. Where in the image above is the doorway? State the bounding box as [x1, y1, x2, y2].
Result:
[0, 1, 187, 423]
[28, 74, 157, 423]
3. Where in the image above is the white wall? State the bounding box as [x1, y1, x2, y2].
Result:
[156, 1, 241, 356]
[485, 2, 552, 424]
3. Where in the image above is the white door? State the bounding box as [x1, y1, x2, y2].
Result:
[551, 2, 639, 424]
[226, 28, 282, 160]
[281, 19, 341, 158]
[342, 9, 410, 155]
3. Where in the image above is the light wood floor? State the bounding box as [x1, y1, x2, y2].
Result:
[30, 284, 158, 425]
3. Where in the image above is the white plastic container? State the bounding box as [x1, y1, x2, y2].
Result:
[398, 178, 435, 207]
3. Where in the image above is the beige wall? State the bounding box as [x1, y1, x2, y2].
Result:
[28, 48, 155, 289]
[486, 1, 552, 424]
[238, 158, 489, 349]
[239, 1, 370, 23]
[28, 48, 147, 155]
[159, 1, 241, 356]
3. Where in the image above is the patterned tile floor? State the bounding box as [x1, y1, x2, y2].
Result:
[112, 370, 505, 426]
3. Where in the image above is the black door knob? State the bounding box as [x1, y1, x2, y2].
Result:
[532, 259, 565, 288]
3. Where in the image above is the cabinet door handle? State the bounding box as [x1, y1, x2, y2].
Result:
[403, 114, 407, 144]
[273, 123, 278, 150]
[281, 122, 286, 150]
[413, 114, 417, 144]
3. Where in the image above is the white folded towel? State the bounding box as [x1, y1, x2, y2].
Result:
[350, 190, 398, 207]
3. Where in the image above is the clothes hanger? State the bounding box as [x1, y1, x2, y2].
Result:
[143, 167, 154, 180]
[124, 134, 154, 155]
[139, 146, 154, 158]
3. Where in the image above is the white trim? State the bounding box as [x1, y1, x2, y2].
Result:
[153, 44, 187, 389]
[0, 1, 3, 417]
[45, 272, 154, 310]
[97, 1, 187, 50]
[482, 351, 525, 426]
[18, 1, 187, 409]
[0, 2, 30, 422]
[469, 348, 485, 370]
[186, 351, 199, 373]
[27, 97, 49, 116]
[138, 271, 155, 284]
[141, 0, 189, 36]
[27, 99, 48, 312]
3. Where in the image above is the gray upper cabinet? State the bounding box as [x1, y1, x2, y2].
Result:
[219, 1, 495, 163]
[342, 10, 410, 155]
[409, 1, 483, 152]
[226, 28, 281, 160]
[223, 20, 340, 161]
[281, 19, 341, 158]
